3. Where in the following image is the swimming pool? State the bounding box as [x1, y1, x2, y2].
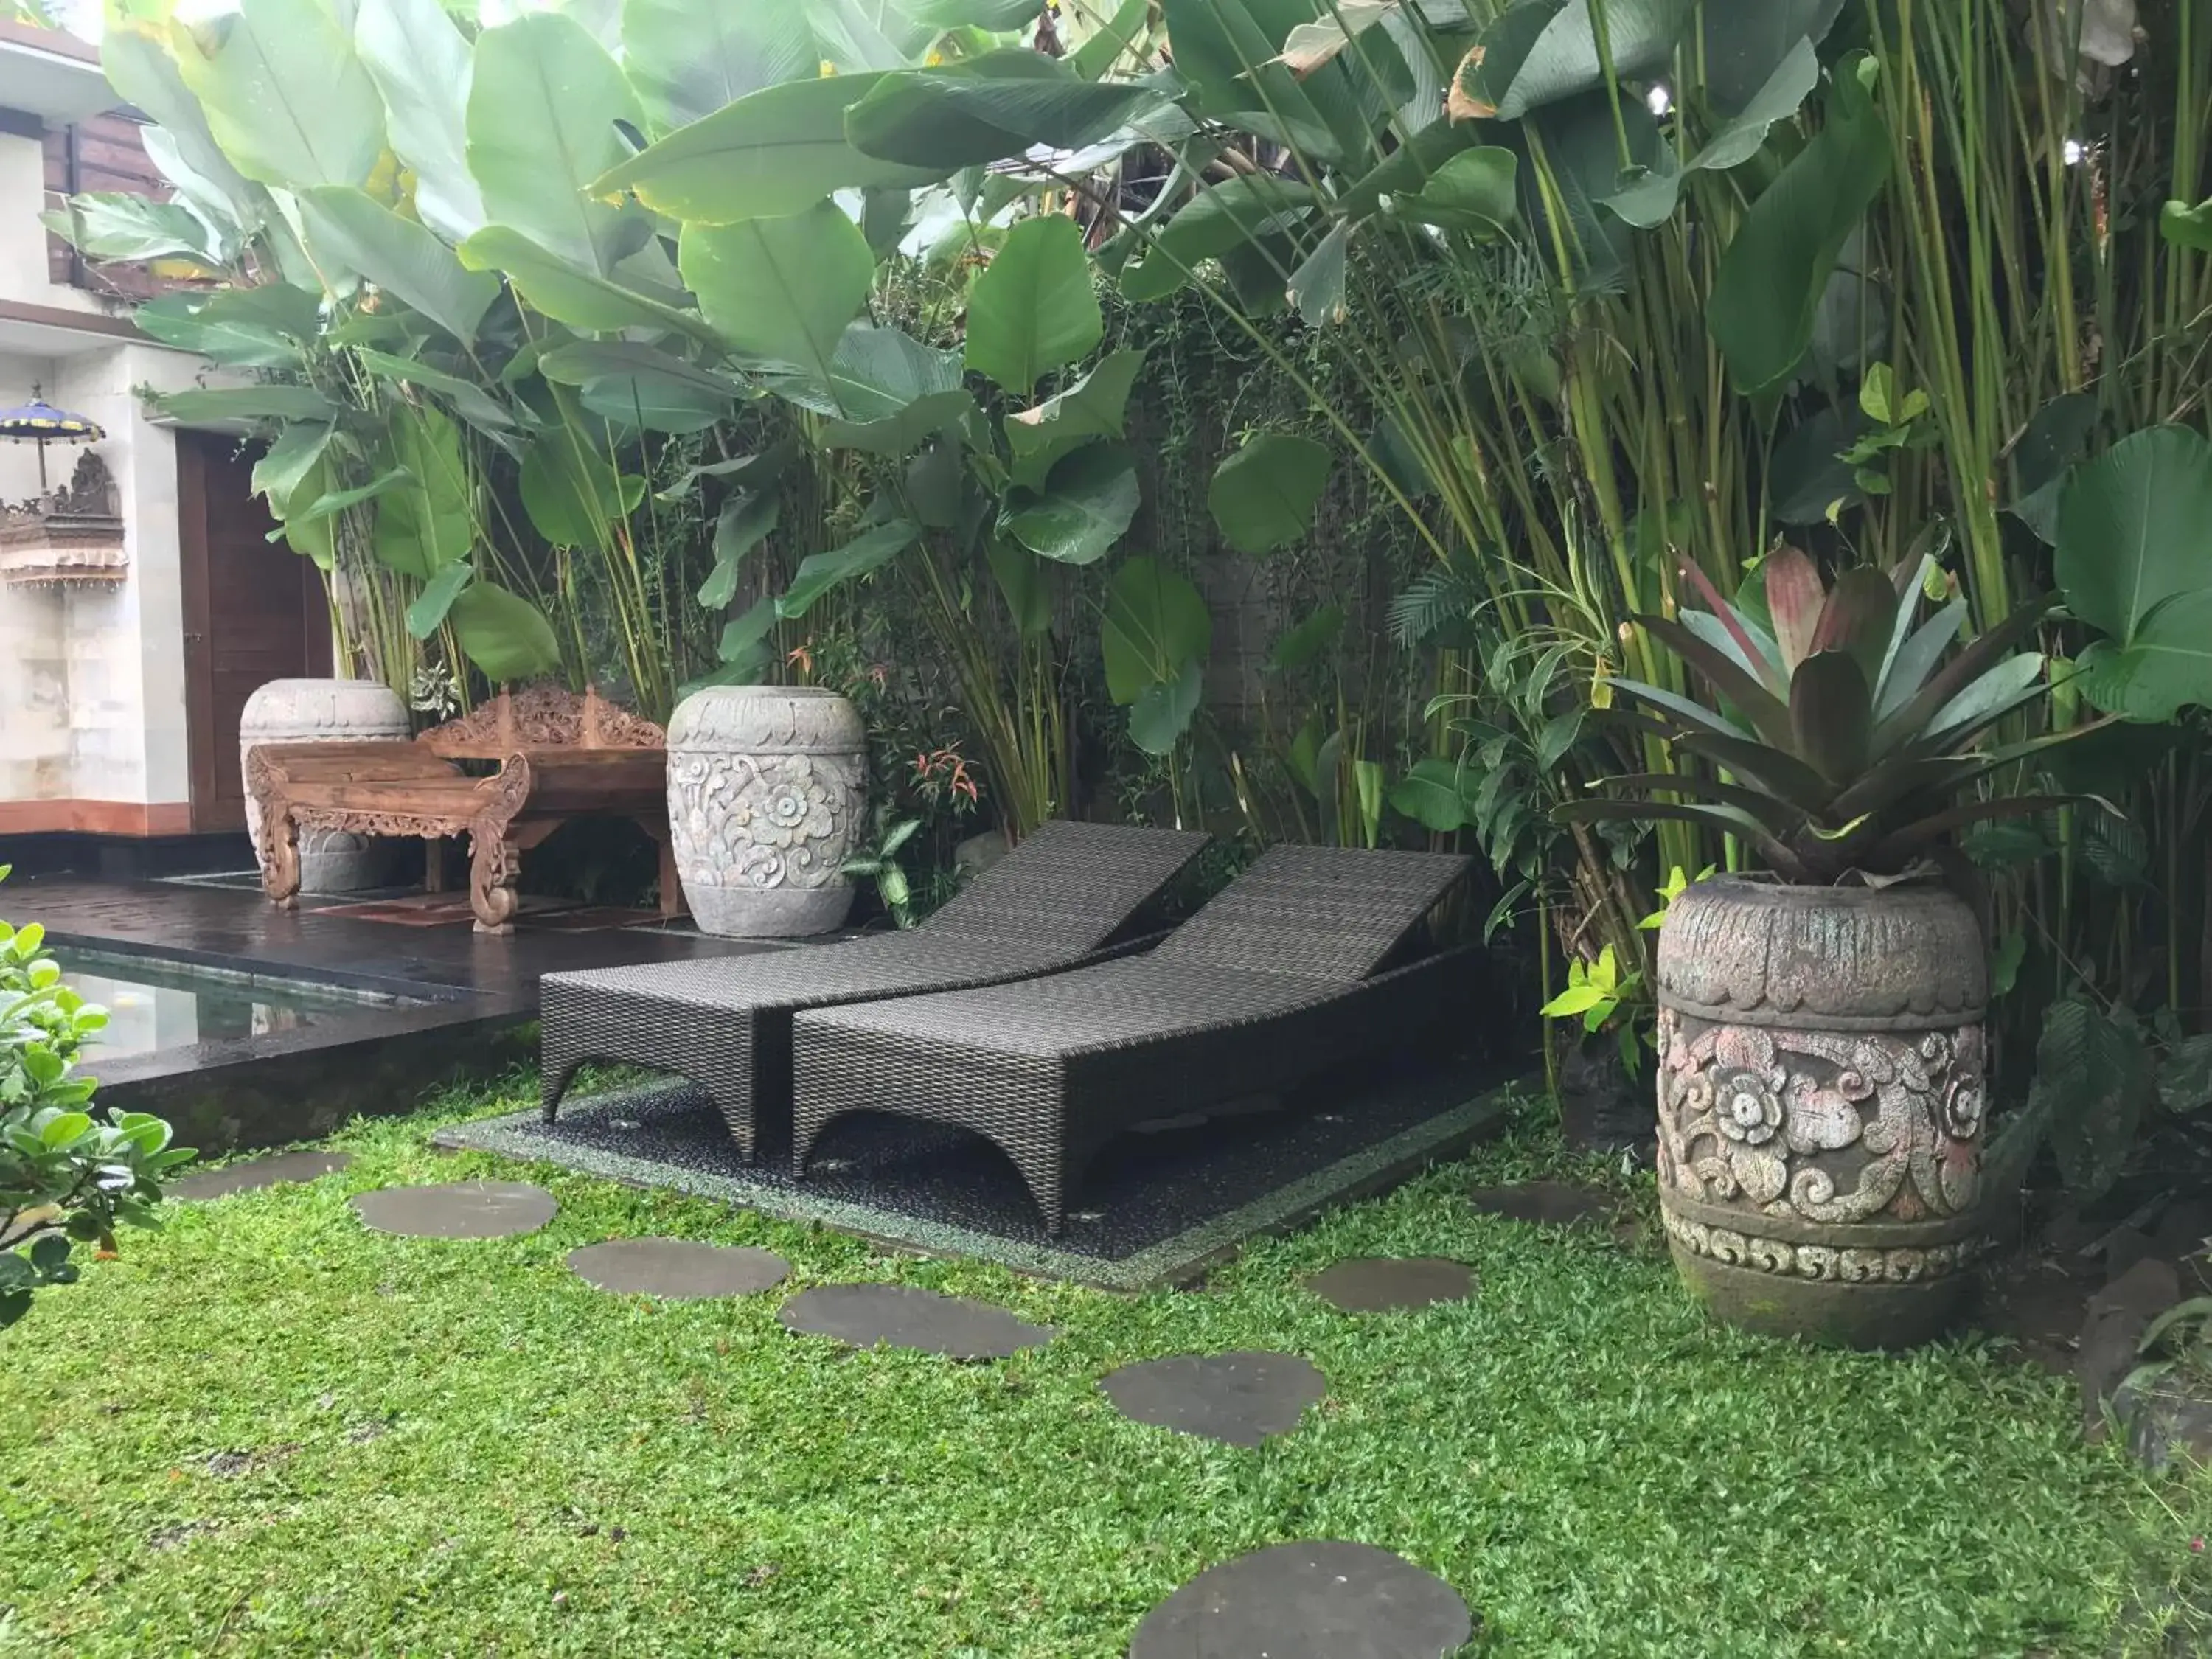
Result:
[58, 950, 419, 1060]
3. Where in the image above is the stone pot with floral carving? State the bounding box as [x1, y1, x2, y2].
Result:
[1653, 877, 1991, 1348]
[239, 678, 410, 894]
[666, 685, 866, 937]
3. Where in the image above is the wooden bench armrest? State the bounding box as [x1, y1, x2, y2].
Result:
[251, 742, 454, 785]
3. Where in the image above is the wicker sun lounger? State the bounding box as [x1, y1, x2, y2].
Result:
[789, 844, 1475, 1233]
[537, 819, 1210, 1158]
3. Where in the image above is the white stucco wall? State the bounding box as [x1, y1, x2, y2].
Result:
[0, 125, 104, 316]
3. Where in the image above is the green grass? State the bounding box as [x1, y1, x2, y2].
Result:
[1, 1074, 2205, 1658]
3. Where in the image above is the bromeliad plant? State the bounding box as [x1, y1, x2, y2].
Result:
[1561, 549, 2081, 884]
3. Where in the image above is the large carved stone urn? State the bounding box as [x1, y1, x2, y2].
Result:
[1653, 877, 1990, 1348]
[239, 678, 410, 894]
[666, 685, 866, 937]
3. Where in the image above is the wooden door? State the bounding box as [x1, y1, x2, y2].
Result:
[178, 431, 330, 833]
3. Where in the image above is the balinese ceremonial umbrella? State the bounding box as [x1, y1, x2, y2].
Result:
[0, 387, 104, 493]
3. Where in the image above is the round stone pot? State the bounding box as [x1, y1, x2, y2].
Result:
[666, 685, 866, 938]
[239, 678, 410, 894]
[1653, 876, 1992, 1349]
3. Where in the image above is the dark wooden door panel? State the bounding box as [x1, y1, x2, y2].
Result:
[179, 431, 326, 833]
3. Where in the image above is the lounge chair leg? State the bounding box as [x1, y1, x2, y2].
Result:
[1009, 1150, 1067, 1237]
[540, 1050, 585, 1124]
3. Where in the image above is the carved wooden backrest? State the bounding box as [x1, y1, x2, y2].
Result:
[418, 684, 664, 759]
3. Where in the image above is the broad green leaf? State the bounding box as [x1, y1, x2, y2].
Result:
[150, 385, 345, 424]
[349, 349, 520, 442]
[2076, 594, 2212, 723]
[902, 435, 962, 534]
[282, 455, 338, 568]
[986, 535, 1053, 636]
[133, 293, 299, 368]
[375, 406, 476, 577]
[1003, 444, 1141, 566]
[1073, 0, 1150, 79]
[1269, 604, 1345, 672]
[251, 422, 335, 516]
[826, 323, 966, 417]
[2037, 995, 2152, 1202]
[467, 13, 642, 275]
[846, 52, 1167, 172]
[698, 491, 781, 609]
[1709, 55, 1894, 396]
[1162, 0, 1337, 159]
[904, 0, 1046, 26]
[406, 560, 475, 639]
[818, 389, 981, 457]
[777, 520, 922, 619]
[297, 186, 498, 342]
[1006, 349, 1144, 488]
[1405, 146, 1518, 234]
[1129, 658, 1203, 755]
[1209, 434, 1332, 554]
[1604, 38, 1818, 227]
[457, 226, 720, 345]
[622, 0, 819, 133]
[292, 470, 408, 524]
[447, 582, 562, 681]
[355, 0, 484, 243]
[1279, 0, 1403, 74]
[2008, 391, 2099, 544]
[1121, 176, 1322, 302]
[964, 214, 1103, 394]
[519, 424, 643, 550]
[717, 595, 780, 667]
[2163, 197, 2212, 253]
[680, 202, 873, 389]
[45, 194, 220, 266]
[540, 341, 745, 435]
[100, 21, 256, 219]
[1697, 0, 1847, 111]
[1391, 758, 1472, 831]
[2054, 425, 2212, 647]
[1454, 0, 1692, 120]
[805, 0, 933, 69]
[173, 0, 387, 189]
[592, 74, 942, 225]
[1102, 555, 1211, 706]
[1287, 221, 1349, 325]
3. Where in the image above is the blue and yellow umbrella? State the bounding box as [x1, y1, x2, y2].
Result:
[0, 386, 104, 493]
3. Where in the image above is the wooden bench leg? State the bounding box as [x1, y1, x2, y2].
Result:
[262, 809, 302, 912]
[639, 815, 686, 920]
[468, 827, 521, 934]
[424, 835, 447, 894]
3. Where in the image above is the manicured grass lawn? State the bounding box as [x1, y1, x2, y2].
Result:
[1, 1071, 2205, 1657]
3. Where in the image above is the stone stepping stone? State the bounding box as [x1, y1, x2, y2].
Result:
[351, 1180, 557, 1239]
[1304, 1257, 1473, 1314]
[1099, 1352, 1325, 1447]
[566, 1239, 788, 1300]
[777, 1284, 1051, 1360]
[1469, 1179, 1618, 1230]
[170, 1150, 352, 1202]
[1129, 1540, 1473, 1658]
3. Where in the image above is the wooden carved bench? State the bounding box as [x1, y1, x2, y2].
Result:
[246, 685, 682, 933]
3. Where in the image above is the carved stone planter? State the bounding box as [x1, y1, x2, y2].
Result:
[1653, 876, 1991, 1348]
[239, 678, 409, 894]
[667, 686, 866, 938]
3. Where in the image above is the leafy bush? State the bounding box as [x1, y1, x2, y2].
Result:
[0, 869, 192, 1328]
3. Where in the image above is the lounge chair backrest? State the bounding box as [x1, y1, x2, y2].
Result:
[925, 820, 1210, 950]
[1149, 844, 1471, 981]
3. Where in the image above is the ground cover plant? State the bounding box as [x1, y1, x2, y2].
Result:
[0, 1071, 2203, 1657]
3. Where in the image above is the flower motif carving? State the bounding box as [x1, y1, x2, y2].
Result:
[671, 752, 861, 894]
[1658, 1007, 1986, 1242]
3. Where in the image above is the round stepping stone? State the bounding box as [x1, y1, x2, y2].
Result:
[1305, 1257, 1473, 1314]
[351, 1180, 557, 1239]
[1469, 1179, 1616, 1230]
[1099, 1352, 1325, 1447]
[777, 1284, 1051, 1360]
[170, 1150, 352, 1202]
[566, 1239, 789, 1300]
[1129, 1540, 1473, 1658]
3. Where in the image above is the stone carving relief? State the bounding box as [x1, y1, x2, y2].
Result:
[1655, 1005, 1988, 1281]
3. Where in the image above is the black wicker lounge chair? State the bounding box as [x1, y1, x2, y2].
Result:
[789, 844, 1475, 1233]
[538, 820, 1210, 1158]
